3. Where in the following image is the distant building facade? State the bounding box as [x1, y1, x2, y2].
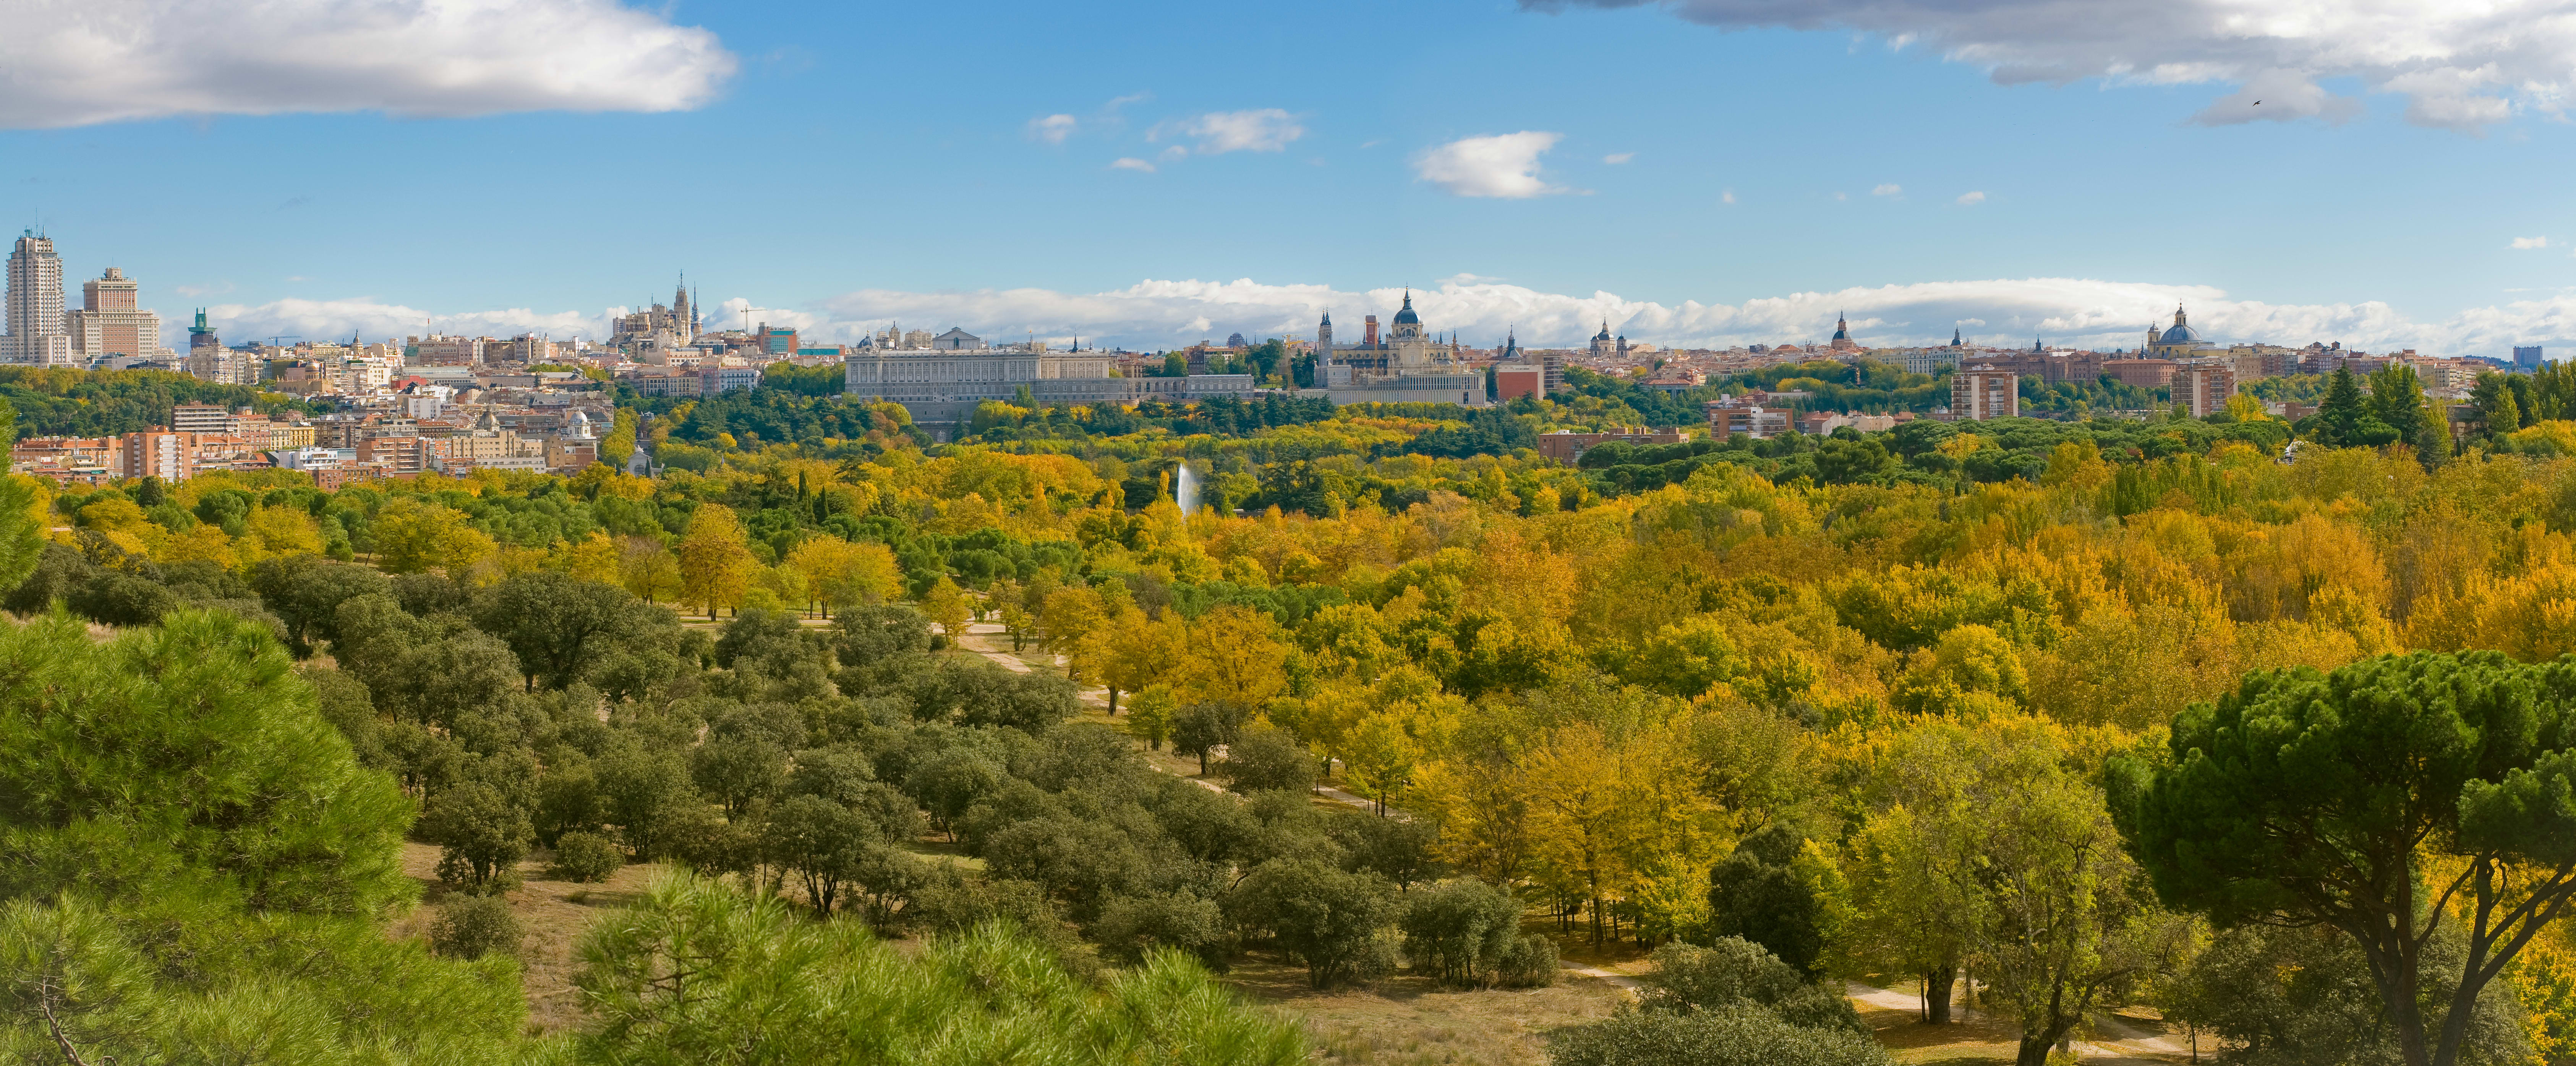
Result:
[1951, 365, 2019, 420]
[1317, 292, 1482, 405]
[4, 230, 72, 366]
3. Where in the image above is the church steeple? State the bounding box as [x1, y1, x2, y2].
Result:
[1832, 312, 1849, 342]
[1951, 327, 1962, 347]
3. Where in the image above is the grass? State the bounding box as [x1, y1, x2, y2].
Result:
[1223, 949, 1627, 1066]
[393, 840, 669, 1036]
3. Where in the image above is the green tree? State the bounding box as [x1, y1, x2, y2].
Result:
[572, 870, 1306, 1065]
[2471, 373, 2523, 444]
[2124, 651, 2576, 1066]
[420, 781, 534, 895]
[1708, 824, 1828, 978]
[250, 554, 395, 657]
[1226, 858, 1398, 989]
[1220, 725, 1314, 794]
[0, 608, 413, 913]
[1398, 878, 1552, 988]
[474, 570, 660, 691]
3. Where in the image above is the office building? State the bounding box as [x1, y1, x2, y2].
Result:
[65, 268, 161, 362]
[5, 230, 71, 366]
[1950, 365, 2019, 420]
[2516, 345, 2545, 372]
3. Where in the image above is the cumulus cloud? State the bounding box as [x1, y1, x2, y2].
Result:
[1110, 157, 1156, 172]
[1526, 0, 2576, 131]
[1956, 191, 1987, 205]
[1151, 109, 1304, 154]
[195, 276, 2576, 358]
[1027, 114, 1077, 144]
[2513, 236, 2551, 249]
[1414, 132, 1568, 198]
[1872, 183, 1902, 196]
[0, 0, 736, 129]
[1604, 152, 1636, 164]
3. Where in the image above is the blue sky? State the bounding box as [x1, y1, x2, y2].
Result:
[5, 0, 2576, 354]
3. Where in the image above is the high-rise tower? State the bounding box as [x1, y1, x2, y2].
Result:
[67, 266, 159, 361]
[4, 230, 69, 365]
[1316, 310, 1332, 364]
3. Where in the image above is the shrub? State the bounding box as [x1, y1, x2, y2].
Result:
[553, 831, 624, 883]
[429, 896, 522, 961]
[1547, 1006, 1888, 1066]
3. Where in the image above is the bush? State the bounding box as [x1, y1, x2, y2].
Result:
[1547, 1006, 1888, 1066]
[552, 831, 624, 883]
[429, 896, 522, 961]
[1094, 891, 1235, 968]
[1638, 938, 1867, 1037]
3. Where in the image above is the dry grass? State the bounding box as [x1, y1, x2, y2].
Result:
[394, 840, 672, 1036]
[1224, 949, 1628, 1066]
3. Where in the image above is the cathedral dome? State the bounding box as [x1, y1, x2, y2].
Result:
[2158, 323, 2202, 344]
[1391, 292, 1420, 326]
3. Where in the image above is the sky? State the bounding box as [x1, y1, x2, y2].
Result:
[5, 0, 2576, 356]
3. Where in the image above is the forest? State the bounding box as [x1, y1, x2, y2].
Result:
[6, 360, 2576, 1066]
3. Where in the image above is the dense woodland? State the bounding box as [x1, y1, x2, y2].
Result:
[6, 360, 2576, 1065]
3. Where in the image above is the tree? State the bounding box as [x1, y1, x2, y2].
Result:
[1175, 605, 1291, 708]
[764, 794, 875, 914]
[0, 474, 47, 595]
[1708, 824, 1829, 977]
[2124, 651, 2576, 1066]
[1222, 725, 1315, 794]
[1123, 683, 1178, 750]
[677, 503, 756, 620]
[371, 497, 498, 576]
[1173, 700, 1248, 775]
[618, 535, 684, 604]
[1227, 858, 1399, 989]
[0, 608, 415, 913]
[920, 574, 972, 643]
[474, 570, 653, 690]
[1398, 878, 1552, 988]
[572, 870, 1307, 1064]
[421, 781, 534, 895]
[1090, 602, 1181, 714]
[250, 553, 394, 657]
[2471, 373, 2523, 444]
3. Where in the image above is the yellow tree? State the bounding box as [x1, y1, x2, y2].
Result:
[552, 531, 623, 586]
[784, 537, 856, 616]
[677, 503, 756, 619]
[1173, 604, 1290, 708]
[1040, 584, 1109, 681]
[619, 535, 684, 604]
[1522, 721, 1640, 946]
[371, 497, 495, 576]
[919, 575, 972, 641]
[1087, 603, 1184, 714]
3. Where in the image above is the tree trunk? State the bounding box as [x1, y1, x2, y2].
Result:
[1925, 967, 1954, 1025]
[2015, 1034, 2056, 1066]
[1107, 686, 1120, 715]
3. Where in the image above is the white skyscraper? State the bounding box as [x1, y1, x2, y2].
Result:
[4, 231, 71, 366]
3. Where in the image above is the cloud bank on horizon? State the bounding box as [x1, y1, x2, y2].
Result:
[1526, 0, 2576, 131]
[190, 277, 2576, 359]
[0, 0, 734, 128]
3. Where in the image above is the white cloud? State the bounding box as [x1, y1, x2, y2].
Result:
[1151, 109, 1305, 154]
[2513, 236, 2552, 249]
[1721, 190, 1737, 204]
[1872, 183, 1902, 196]
[198, 276, 2576, 359]
[1529, 0, 2576, 131]
[0, 0, 735, 129]
[1603, 152, 1636, 164]
[1027, 114, 1077, 144]
[1833, 192, 1849, 201]
[1110, 157, 1156, 173]
[1956, 191, 1986, 205]
[1413, 132, 1568, 198]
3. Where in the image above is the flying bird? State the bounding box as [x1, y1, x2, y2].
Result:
[2254, 100, 2262, 105]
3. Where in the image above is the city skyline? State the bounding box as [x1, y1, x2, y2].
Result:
[6, 0, 2576, 356]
